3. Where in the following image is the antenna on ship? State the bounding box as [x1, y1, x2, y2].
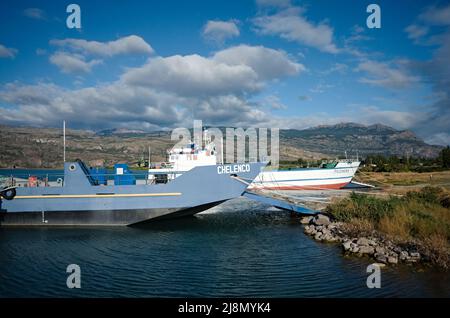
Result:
[63, 120, 66, 163]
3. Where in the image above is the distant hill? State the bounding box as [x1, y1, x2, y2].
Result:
[280, 123, 442, 159]
[0, 123, 442, 168]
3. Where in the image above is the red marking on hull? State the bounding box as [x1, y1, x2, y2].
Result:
[250, 182, 349, 190]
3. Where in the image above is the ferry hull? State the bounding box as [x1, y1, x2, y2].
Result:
[0, 162, 265, 226]
[0, 201, 225, 226]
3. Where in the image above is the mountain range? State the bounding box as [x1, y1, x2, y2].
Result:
[0, 123, 443, 168]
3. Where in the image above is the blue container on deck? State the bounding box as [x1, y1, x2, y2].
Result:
[114, 164, 136, 185]
[89, 167, 107, 185]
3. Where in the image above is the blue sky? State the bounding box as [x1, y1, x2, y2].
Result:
[0, 0, 449, 145]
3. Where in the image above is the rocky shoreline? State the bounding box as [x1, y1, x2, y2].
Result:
[301, 214, 424, 266]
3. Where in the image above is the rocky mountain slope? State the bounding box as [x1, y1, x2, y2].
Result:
[0, 123, 442, 168]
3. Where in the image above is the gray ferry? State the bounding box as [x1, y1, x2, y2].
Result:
[0, 159, 265, 226]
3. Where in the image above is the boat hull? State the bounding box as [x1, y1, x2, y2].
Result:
[0, 162, 265, 226]
[249, 161, 360, 191]
[0, 201, 225, 226]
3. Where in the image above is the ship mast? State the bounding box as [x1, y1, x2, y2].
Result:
[63, 120, 66, 163]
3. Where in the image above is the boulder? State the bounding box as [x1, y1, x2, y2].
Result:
[375, 246, 385, 254]
[343, 241, 352, 251]
[356, 237, 370, 246]
[359, 246, 375, 255]
[400, 251, 408, 261]
[300, 216, 313, 224]
[375, 254, 388, 264]
[410, 252, 421, 260]
[387, 256, 398, 264]
[313, 214, 331, 226]
[304, 226, 312, 235]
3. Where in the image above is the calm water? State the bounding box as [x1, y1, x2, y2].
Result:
[0, 198, 449, 298]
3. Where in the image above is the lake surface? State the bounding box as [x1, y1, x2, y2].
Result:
[0, 198, 449, 298]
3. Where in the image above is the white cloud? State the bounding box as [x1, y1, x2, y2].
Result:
[0, 44, 302, 130]
[23, 8, 46, 20]
[353, 106, 422, 130]
[320, 63, 348, 75]
[213, 44, 304, 80]
[122, 54, 260, 96]
[49, 52, 102, 74]
[262, 95, 287, 109]
[356, 60, 420, 89]
[0, 44, 18, 59]
[202, 20, 240, 44]
[123, 45, 302, 97]
[50, 35, 154, 57]
[405, 24, 429, 41]
[419, 4, 450, 26]
[252, 6, 338, 53]
[425, 133, 450, 146]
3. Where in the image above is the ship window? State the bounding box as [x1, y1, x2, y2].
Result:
[69, 164, 76, 171]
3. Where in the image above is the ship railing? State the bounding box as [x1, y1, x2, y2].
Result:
[0, 170, 186, 187]
[1, 173, 65, 188]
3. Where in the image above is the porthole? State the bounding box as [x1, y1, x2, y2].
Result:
[69, 164, 76, 171]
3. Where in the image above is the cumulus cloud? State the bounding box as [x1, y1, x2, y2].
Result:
[252, 6, 338, 53]
[122, 54, 260, 96]
[412, 30, 450, 145]
[50, 35, 154, 57]
[49, 52, 102, 74]
[356, 60, 420, 89]
[0, 44, 302, 130]
[397, 3, 450, 145]
[0, 44, 18, 59]
[202, 20, 240, 44]
[23, 8, 46, 20]
[419, 4, 450, 26]
[353, 106, 422, 130]
[123, 45, 302, 96]
[405, 4, 450, 44]
[262, 95, 287, 109]
[213, 45, 304, 80]
[405, 24, 429, 41]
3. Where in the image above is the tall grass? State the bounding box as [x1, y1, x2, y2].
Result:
[327, 187, 450, 267]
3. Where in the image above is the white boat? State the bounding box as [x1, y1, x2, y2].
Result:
[248, 160, 360, 191]
[148, 131, 360, 191]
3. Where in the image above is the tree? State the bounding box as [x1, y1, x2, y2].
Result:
[441, 146, 450, 169]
